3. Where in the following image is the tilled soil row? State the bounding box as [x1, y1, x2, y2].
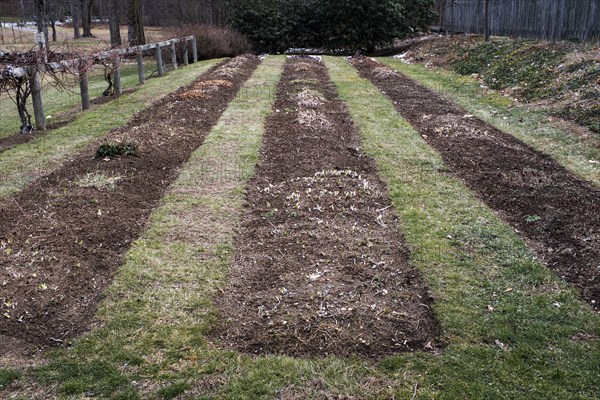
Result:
[0, 55, 261, 360]
[213, 57, 439, 357]
[351, 56, 600, 312]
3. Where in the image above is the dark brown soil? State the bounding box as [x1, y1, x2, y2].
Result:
[0, 131, 40, 154]
[0, 55, 260, 363]
[212, 57, 440, 358]
[351, 56, 600, 312]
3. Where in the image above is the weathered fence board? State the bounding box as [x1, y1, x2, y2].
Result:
[444, 0, 600, 41]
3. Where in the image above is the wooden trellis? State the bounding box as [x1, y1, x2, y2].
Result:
[0, 35, 198, 132]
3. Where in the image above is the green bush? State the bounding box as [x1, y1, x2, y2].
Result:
[227, 0, 434, 53]
[96, 141, 138, 158]
[310, 0, 405, 52]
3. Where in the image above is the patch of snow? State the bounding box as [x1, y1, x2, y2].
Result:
[392, 52, 412, 64]
[287, 54, 321, 62]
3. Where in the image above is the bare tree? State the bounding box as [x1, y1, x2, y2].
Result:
[20, 0, 27, 23]
[72, 0, 81, 38]
[34, 0, 48, 47]
[46, 0, 68, 42]
[81, 0, 94, 37]
[127, 0, 145, 45]
[108, 0, 122, 47]
[1, 47, 96, 134]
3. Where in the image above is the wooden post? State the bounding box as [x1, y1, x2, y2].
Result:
[79, 60, 90, 110]
[439, 0, 447, 34]
[136, 50, 145, 84]
[170, 41, 177, 69]
[155, 44, 164, 77]
[483, 0, 490, 41]
[191, 37, 198, 63]
[450, 0, 456, 37]
[29, 65, 46, 131]
[183, 45, 189, 66]
[114, 56, 122, 95]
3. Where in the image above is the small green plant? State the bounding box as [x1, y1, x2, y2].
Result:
[525, 214, 541, 223]
[266, 208, 278, 218]
[156, 381, 191, 400]
[96, 141, 138, 158]
[0, 369, 20, 389]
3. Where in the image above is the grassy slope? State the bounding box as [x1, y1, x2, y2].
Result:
[0, 59, 221, 200]
[0, 61, 163, 140]
[379, 58, 600, 187]
[325, 56, 600, 399]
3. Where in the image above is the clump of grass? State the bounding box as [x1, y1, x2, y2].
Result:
[76, 172, 123, 191]
[96, 141, 138, 158]
[0, 369, 20, 389]
[156, 381, 191, 399]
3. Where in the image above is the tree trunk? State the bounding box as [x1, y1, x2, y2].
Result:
[50, 21, 57, 42]
[109, 0, 122, 47]
[81, 0, 94, 37]
[15, 77, 32, 134]
[72, 0, 81, 39]
[19, 0, 26, 24]
[34, 0, 49, 50]
[127, 0, 145, 46]
[34, 0, 45, 35]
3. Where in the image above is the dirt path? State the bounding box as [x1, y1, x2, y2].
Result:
[212, 57, 439, 358]
[0, 55, 260, 364]
[351, 56, 600, 312]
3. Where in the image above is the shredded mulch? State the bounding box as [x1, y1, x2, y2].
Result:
[212, 57, 440, 358]
[0, 55, 261, 363]
[350, 56, 600, 312]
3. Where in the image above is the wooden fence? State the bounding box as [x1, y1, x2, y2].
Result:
[0, 35, 198, 131]
[443, 0, 600, 41]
